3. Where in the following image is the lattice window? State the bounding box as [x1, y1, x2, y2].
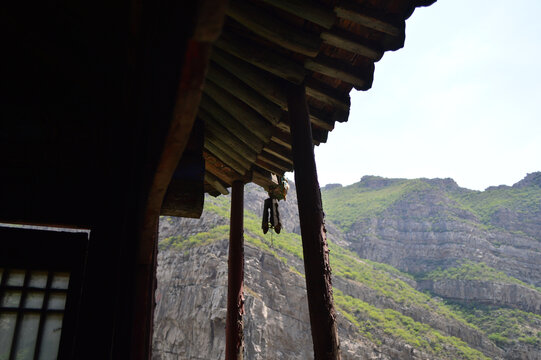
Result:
[0, 268, 70, 360]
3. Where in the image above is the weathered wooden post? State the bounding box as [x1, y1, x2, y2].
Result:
[287, 83, 341, 359]
[225, 180, 245, 360]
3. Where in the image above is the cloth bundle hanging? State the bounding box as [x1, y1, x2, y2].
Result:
[262, 198, 282, 234]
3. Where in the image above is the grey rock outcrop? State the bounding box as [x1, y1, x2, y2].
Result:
[418, 280, 541, 315]
[153, 242, 229, 360]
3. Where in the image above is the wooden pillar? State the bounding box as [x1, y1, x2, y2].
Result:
[225, 181, 245, 360]
[287, 83, 341, 359]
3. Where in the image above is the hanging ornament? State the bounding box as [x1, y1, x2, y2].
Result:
[261, 176, 288, 235]
[268, 176, 289, 201]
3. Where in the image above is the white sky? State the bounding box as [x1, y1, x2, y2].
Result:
[313, 0, 541, 191]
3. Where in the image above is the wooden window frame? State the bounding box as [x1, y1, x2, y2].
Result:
[0, 226, 88, 360]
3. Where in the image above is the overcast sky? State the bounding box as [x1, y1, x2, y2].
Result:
[313, 0, 541, 191]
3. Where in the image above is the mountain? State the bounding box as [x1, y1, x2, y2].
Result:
[321, 174, 541, 286]
[153, 173, 541, 359]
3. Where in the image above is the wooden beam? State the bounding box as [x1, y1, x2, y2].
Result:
[199, 95, 265, 152]
[305, 78, 350, 114]
[313, 129, 327, 145]
[225, 181, 245, 360]
[205, 131, 252, 175]
[203, 114, 258, 163]
[271, 128, 292, 150]
[205, 185, 222, 198]
[211, 49, 288, 109]
[263, 142, 293, 165]
[135, 0, 229, 354]
[277, 119, 329, 145]
[255, 158, 284, 176]
[203, 79, 273, 142]
[321, 30, 383, 61]
[206, 63, 283, 125]
[312, 105, 348, 127]
[332, 109, 349, 124]
[205, 172, 229, 195]
[227, 0, 321, 57]
[204, 152, 242, 186]
[275, 119, 291, 133]
[305, 56, 373, 90]
[161, 118, 205, 218]
[208, 56, 332, 131]
[193, 0, 230, 42]
[161, 177, 204, 218]
[206, 129, 254, 168]
[258, 152, 293, 172]
[215, 32, 306, 84]
[334, 1, 403, 37]
[259, 0, 336, 29]
[309, 107, 334, 131]
[251, 167, 279, 191]
[415, 0, 438, 7]
[204, 138, 249, 176]
[139, 40, 212, 272]
[287, 82, 340, 359]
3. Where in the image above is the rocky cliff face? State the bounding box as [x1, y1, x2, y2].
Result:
[153, 242, 228, 360]
[347, 214, 541, 288]
[418, 280, 541, 315]
[153, 241, 388, 360]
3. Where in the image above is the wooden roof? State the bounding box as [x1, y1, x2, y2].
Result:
[194, 0, 436, 195]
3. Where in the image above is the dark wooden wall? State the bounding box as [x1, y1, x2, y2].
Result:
[0, 1, 204, 358]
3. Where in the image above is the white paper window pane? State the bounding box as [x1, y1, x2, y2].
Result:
[13, 313, 40, 360]
[6, 270, 25, 286]
[51, 273, 70, 290]
[1, 291, 22, 307]
[24, 292, 45, 309]
[29, 271, 48, 289]
[0, 313, 17, 359]
[37, 314, 63, 360]
[47, 293, 67, 310]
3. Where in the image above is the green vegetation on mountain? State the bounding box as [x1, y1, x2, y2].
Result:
[327, 243, 472, 328]
[321, 174, 541, 239]
[448, 303, 541, 348]
[160, 195, 305, 262]
[334, 289, 490, 360]
[448, 184, 541, 230]
[159, 224, 228, 251]
[423, 261, 534, 288]
[320, 177, 418, 231]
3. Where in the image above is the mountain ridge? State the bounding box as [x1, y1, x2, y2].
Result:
[323, 171, 541, 193]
